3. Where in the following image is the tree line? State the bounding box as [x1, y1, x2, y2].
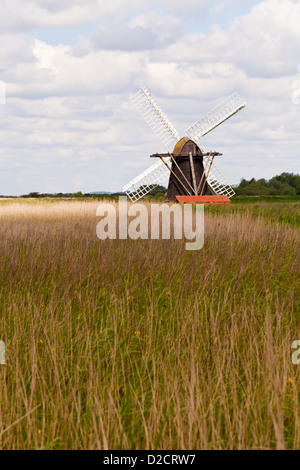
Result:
[234, 173, 300, 196]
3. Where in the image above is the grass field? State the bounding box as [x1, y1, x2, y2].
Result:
[0, 198, 299, 450]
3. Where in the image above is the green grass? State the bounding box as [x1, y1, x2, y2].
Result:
[232, 195, 300, 204]
[0, 199, 299, 449]
[206, 199, 300, 229]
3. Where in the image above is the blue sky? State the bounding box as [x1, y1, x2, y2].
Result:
[0, 0, 299, 195]
[33, 23, 98, 47]
[32, 1, 261, 46]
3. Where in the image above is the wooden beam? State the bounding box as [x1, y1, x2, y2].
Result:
[200, 155, 215, 196]
[170, 154, 195, 195]
[150, 151, 222, 158]
[159, 156, 192, 196]
[196, 153, 211, 195]
[189, 152, 197, 195]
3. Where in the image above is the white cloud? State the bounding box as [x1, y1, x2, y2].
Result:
[153, 0, 208, 16]
[0, 0, 299, 195]
[0, 0, 96, 32]
[91, 25, 157, 51]
[156, 0, 300, 78]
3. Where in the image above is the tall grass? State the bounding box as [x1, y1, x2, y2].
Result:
[209, 202, 300, 228]
[0, 200, 299, 450]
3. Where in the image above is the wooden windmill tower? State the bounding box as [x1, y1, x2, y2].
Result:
[123, 87, 246, 204]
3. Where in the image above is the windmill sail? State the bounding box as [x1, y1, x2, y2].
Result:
[123, 87, 245, 202]
[186, 92, 246, 142]
[123, 158, 171, 202]
[131, 87, 180, 151]
[205, 159, 235, 198]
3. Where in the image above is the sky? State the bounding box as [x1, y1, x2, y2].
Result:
[0, 0, 299, 195]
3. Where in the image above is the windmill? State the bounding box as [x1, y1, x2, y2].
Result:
[123, 87, 246, 204]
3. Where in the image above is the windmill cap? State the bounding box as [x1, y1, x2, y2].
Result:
[172, 137, 190, 155]
[172, 137, 202, 156]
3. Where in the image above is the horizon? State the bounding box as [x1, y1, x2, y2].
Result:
[0, 170, 298, 198]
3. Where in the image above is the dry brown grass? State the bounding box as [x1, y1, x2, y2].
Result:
[0, 199, 299, 450]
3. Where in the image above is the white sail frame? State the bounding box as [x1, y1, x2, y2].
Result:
[131, 87, 180, 151]
[186, 92, 246, 142]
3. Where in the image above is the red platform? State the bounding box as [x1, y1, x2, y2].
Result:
[175, 195, 231, 205]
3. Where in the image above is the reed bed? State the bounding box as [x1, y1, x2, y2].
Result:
[0, 199, 299, 450]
